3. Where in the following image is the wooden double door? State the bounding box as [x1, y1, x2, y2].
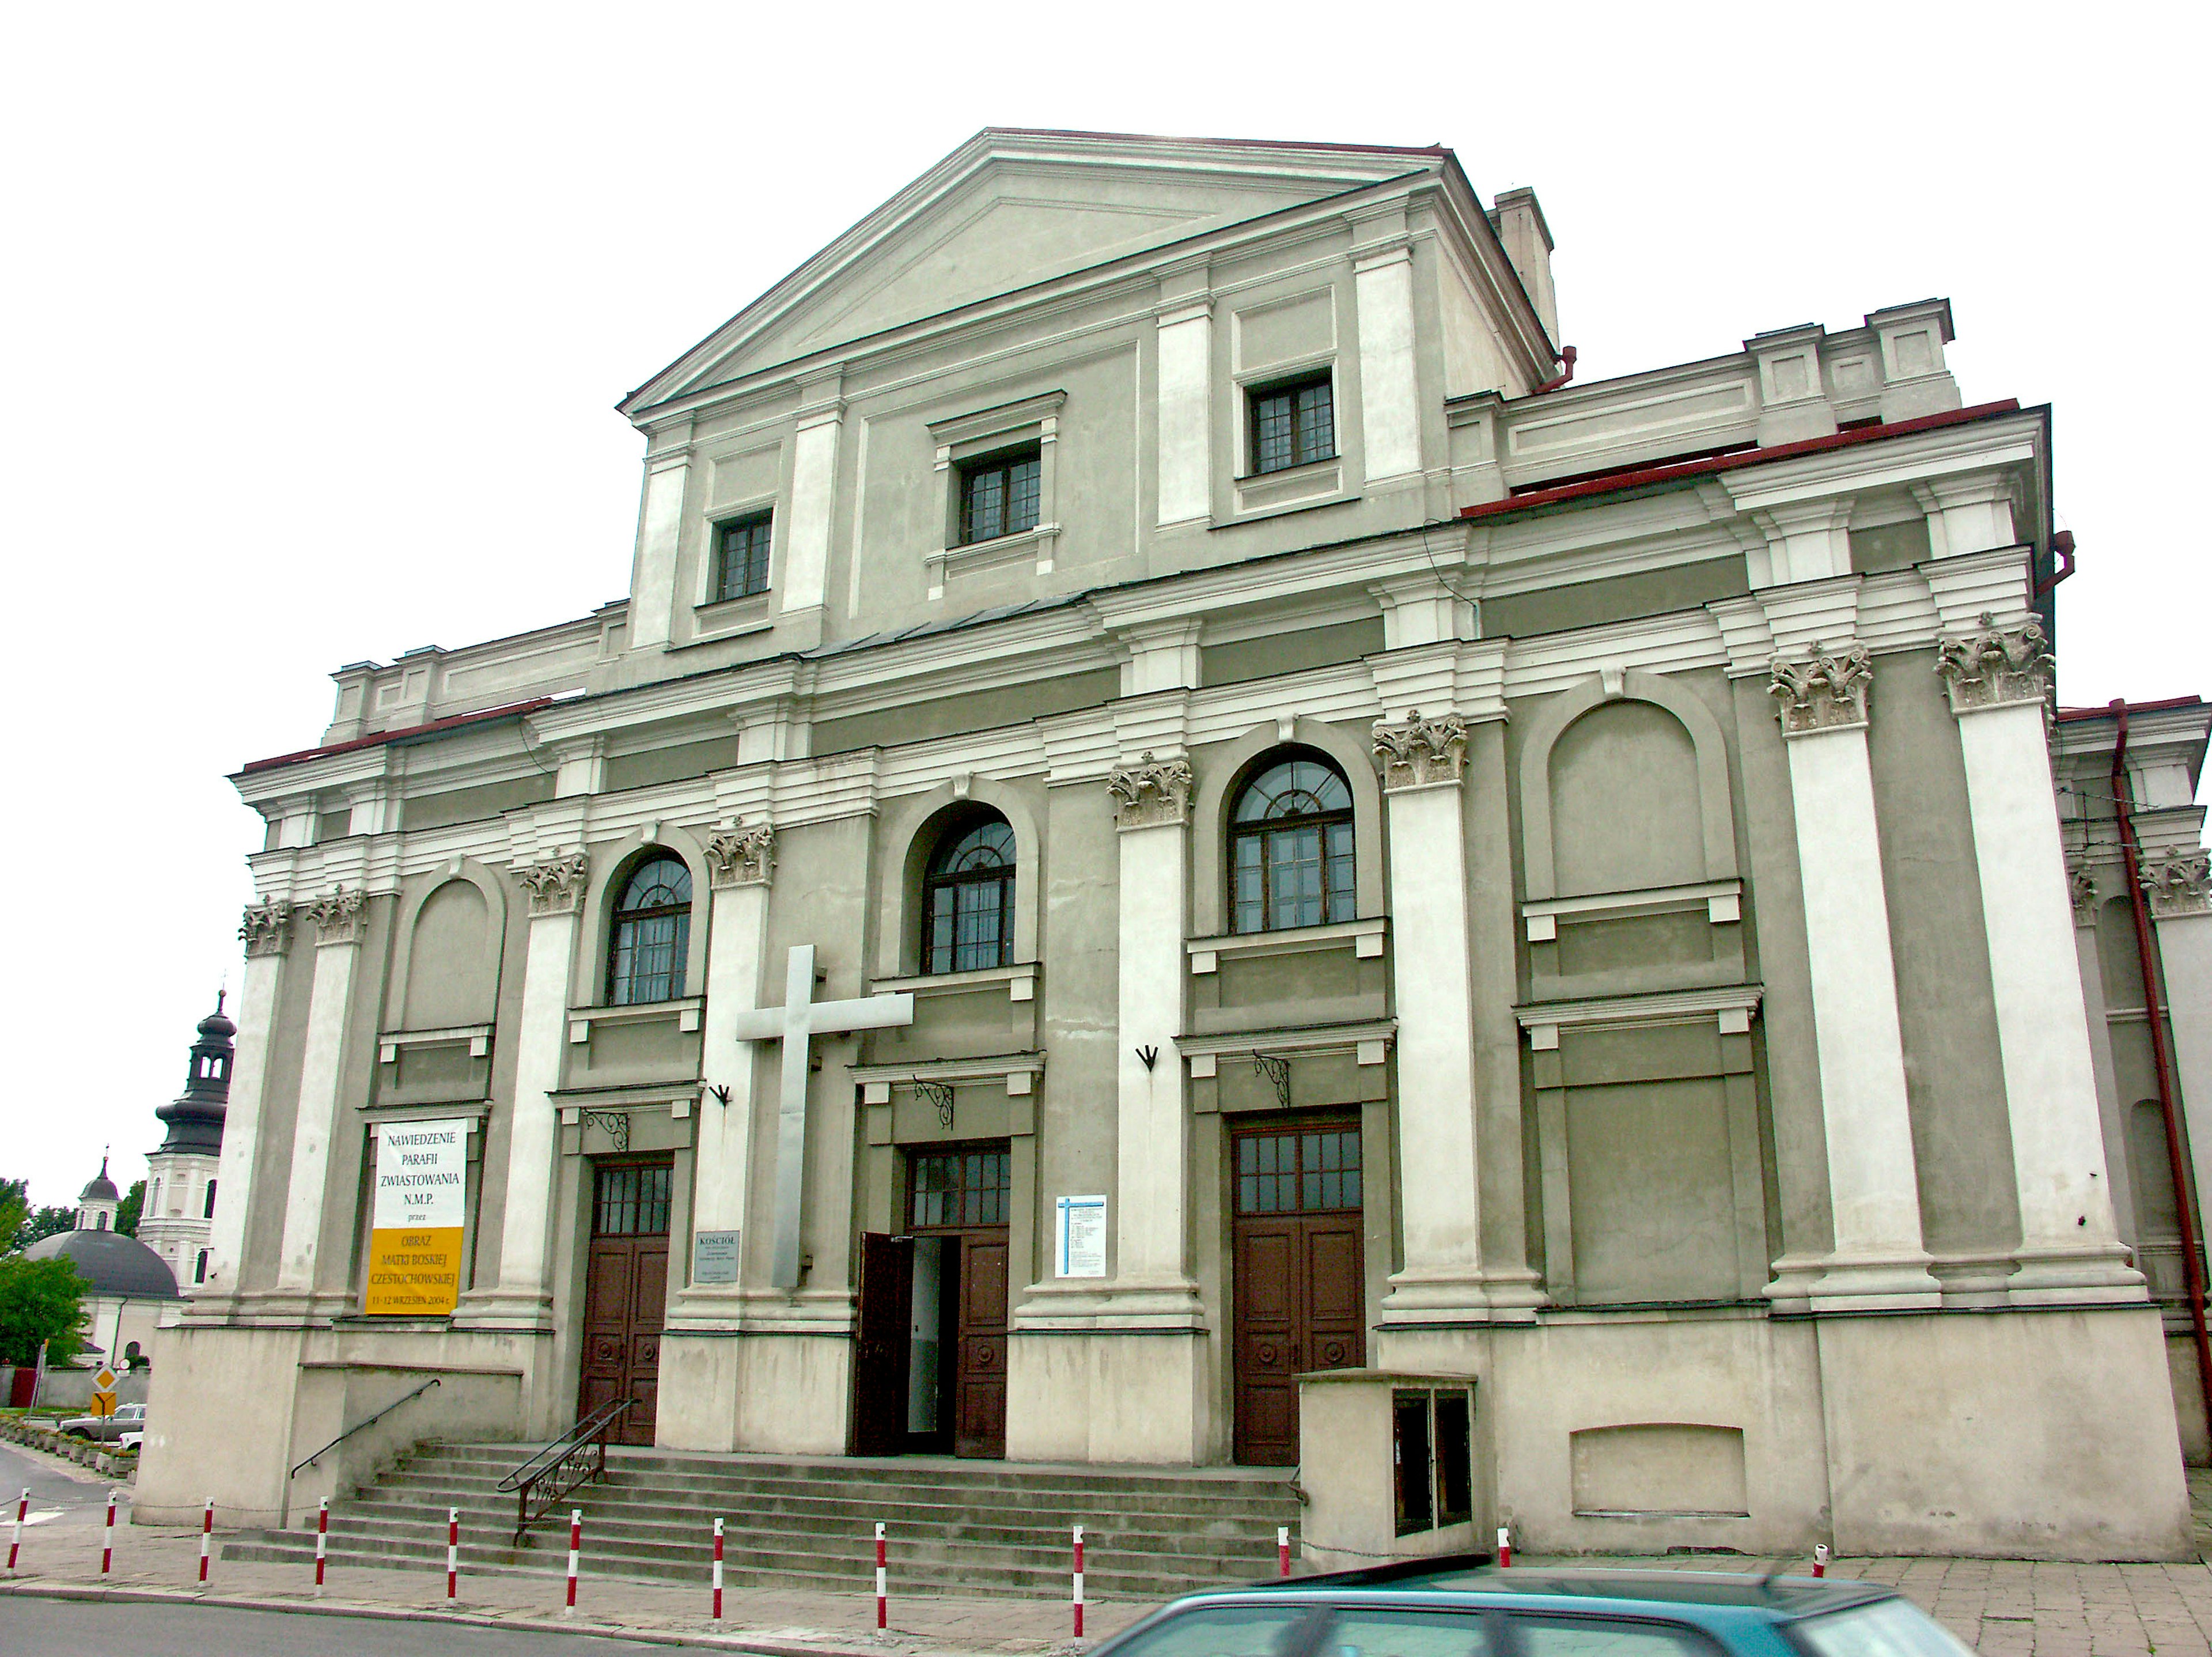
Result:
[578, 1160, 670, 1447]
[854, 1144, 1010, 1459]
[1231, 1118, 1366, 1466]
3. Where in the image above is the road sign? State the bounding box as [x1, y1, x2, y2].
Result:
[91, 1367, 118, 1417]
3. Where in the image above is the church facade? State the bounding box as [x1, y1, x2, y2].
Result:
[141, 130, 2212, 1560]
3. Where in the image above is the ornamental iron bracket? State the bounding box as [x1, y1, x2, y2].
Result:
[578, 1108, 631, 1152]
[916, 1079, 956, 1131]
[1252, 1053, 1292, 1110]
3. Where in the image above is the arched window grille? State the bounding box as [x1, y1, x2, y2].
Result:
[922, 816, 1016, 974]
[1230, 755, 1355, 933]
[607, 855, 693, 1004]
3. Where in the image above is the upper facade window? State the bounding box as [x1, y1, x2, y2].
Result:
[608, 855, 692, 1004]
[1249, 372, 1335, 475]
[958, 446, 1041, 545]
[1232, 756, 1355, 933]
[713, 511, 772, 602]
[923, 814, 1015, 973]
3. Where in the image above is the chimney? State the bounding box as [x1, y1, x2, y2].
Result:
[1488, 187, 1559, 348]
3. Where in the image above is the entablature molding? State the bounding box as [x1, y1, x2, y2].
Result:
[1179, 1018, 1397, 1075]
[1516, 984, 1764, 1049]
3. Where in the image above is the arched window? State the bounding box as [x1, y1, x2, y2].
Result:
[202, 1179, 217, 1219]
[607, 855, 693, 1005]
[194, 1250, 209, 1284]
[922, 815, 1016, 974]
[1231, 755, 1355, 934]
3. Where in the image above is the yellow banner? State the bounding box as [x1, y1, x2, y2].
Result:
[364, 1226, 465, 1315]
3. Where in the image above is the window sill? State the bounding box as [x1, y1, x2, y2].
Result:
[927, 523, 1059, 600]
[1179, 1017, 1396, 1075]
[569, 996, 704, 1042]
[1234, 456, 1343, 515]
[377, 1023, 493, 1063]
[1188, 916, 1386, 975]
[869, 961, 1037, 1003]
[1522, 878, 1741, 942]
[688, 590, 774, 643]
[1514, 983, 1763, 1050]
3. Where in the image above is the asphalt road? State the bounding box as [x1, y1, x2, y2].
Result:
[0, 1598, 678, 1654]
[0, 1435, 118, 1519]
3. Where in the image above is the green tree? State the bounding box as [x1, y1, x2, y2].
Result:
[115, 1179, 145, 1238]
[0, 1179, 24, 1254]
[0, 1256, 88, 1367]
[9, 1205, 73, 1255]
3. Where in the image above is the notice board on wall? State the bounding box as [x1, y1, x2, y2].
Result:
[364, 1120, 469, 1316]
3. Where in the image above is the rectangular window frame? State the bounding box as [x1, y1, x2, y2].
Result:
[711, 509, 774, 603]
[956, 443, 1043, 547]
[1245, 369, 1336, 477]
[924, 390, 1065, 600]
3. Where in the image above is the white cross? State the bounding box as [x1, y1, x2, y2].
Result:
[732, 944, 913, 1288]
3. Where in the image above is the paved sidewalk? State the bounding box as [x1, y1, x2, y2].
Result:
[8, 1442, 2212, 1655]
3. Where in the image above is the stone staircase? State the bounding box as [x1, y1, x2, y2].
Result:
[226, 1441, 1304, 1599]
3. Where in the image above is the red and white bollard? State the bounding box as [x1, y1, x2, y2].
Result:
[565, 1510, 581, 1613]
[1278, 1525, 1291, 1580]
[102, 1492, 118, 1575]
[447, 1507, 460, 1599]
[1495, 1524, 1512, 1569]
[314, 1498, 328, 1592]
[8, 1487, 28, 1570]
[711, 1517, 725, 1620]
[199, 1499, 214, 1583]
[1072, 1525, 1085, 1639]
[874, 1521, 888, 1631]
[1813, 1544, 1830, 1579]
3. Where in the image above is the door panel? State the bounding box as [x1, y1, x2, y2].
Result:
[579, 1162, 672, 1447]
[1232, 1121, 1366, 1466]
[854, 1233, 915, 1456]
[953, 1235, 1009, 1458]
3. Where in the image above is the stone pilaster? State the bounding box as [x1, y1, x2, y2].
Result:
[705, 822, 776, 889]
[272, 888, 369, 1300]
[1936, 620, 2139, 1302]
[2147, 847, 2212, 1267]
[193, 901, 293, 1307]
[456, 851, 588, 1329]
[1372, 711, 1491, 1318]
[1104, 753, 1198, 1313]
[1767, 645, 1940, 1310]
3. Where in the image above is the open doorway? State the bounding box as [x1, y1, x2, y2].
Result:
[854, 1143, 1010, 1458]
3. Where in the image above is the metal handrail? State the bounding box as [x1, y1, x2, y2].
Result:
[497, 1394, 634, 1546]
[281, 1375, 442, 1529]
[289, 1377, 442, 1481]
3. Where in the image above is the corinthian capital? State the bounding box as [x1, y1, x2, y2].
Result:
[306, 886, 368, 946]
[1372, 710, 1470, 790]
[1769, 642, 1874, 737]
[517, 850, 590, 916]
[239, 898, 293, 959]
[706, 821, 776, 888]
[2066, 857, 2099, 924]
[2144, 848, 2212, 919]
[1936, 611, 2055, 714]
[1107, 751, 1194, 831]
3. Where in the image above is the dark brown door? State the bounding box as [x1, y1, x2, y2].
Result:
[579, 1160, 671, 1447]
[853, 1231, 915, 1457]
[910, 1145, 1011, 1459]
[1232, 1119, 1365, 1466]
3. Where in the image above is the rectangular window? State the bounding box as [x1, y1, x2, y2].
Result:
[713, 511, 773, 601]
[910, 1147, 1012, 1229]
[1248, 372, 1335, 475]
[958, 446, 1041, 545]
[593, 1162, 672, 1237]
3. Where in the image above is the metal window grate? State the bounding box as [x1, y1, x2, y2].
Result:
[959, 449, 1041, 545]
[714, 513, 773, 601]
[1250, 374, 1335, 475]
[593, 1163, 672, 1236]
[910, 1147, 1012, 1229]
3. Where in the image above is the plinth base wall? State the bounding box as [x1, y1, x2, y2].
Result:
[1006, 1333, 1209, 1464]
[713, 1334, 850, 1455]
[2166, 1330, 2209, 1466]
[1819, 1306, 2191, 1560]
[138, 1319, 544, 1528]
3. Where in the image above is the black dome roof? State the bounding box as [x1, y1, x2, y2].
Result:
[79, 1161, 120, 1203]
[24, 1230, 180, 1300]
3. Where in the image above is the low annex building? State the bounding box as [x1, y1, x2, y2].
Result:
[140, 130, 2212, 1559]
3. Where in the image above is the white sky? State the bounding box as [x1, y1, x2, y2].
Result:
[3, 4, 2205, 1214]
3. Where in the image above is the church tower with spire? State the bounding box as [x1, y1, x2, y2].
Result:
[141, 995, 233, 1288]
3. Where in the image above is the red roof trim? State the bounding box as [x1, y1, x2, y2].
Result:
[1459, 400, 2025, 522]
[239, 697, 555, 777]
[2054, 696, 2207, 724]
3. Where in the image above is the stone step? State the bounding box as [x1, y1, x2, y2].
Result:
[226, 1529, 1248, 1597]
[335, 1500, 1279, 1554]
[372, 1474, 1296, 1524]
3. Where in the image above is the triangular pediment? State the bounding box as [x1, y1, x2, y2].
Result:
[628, 131, 1445, 414]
